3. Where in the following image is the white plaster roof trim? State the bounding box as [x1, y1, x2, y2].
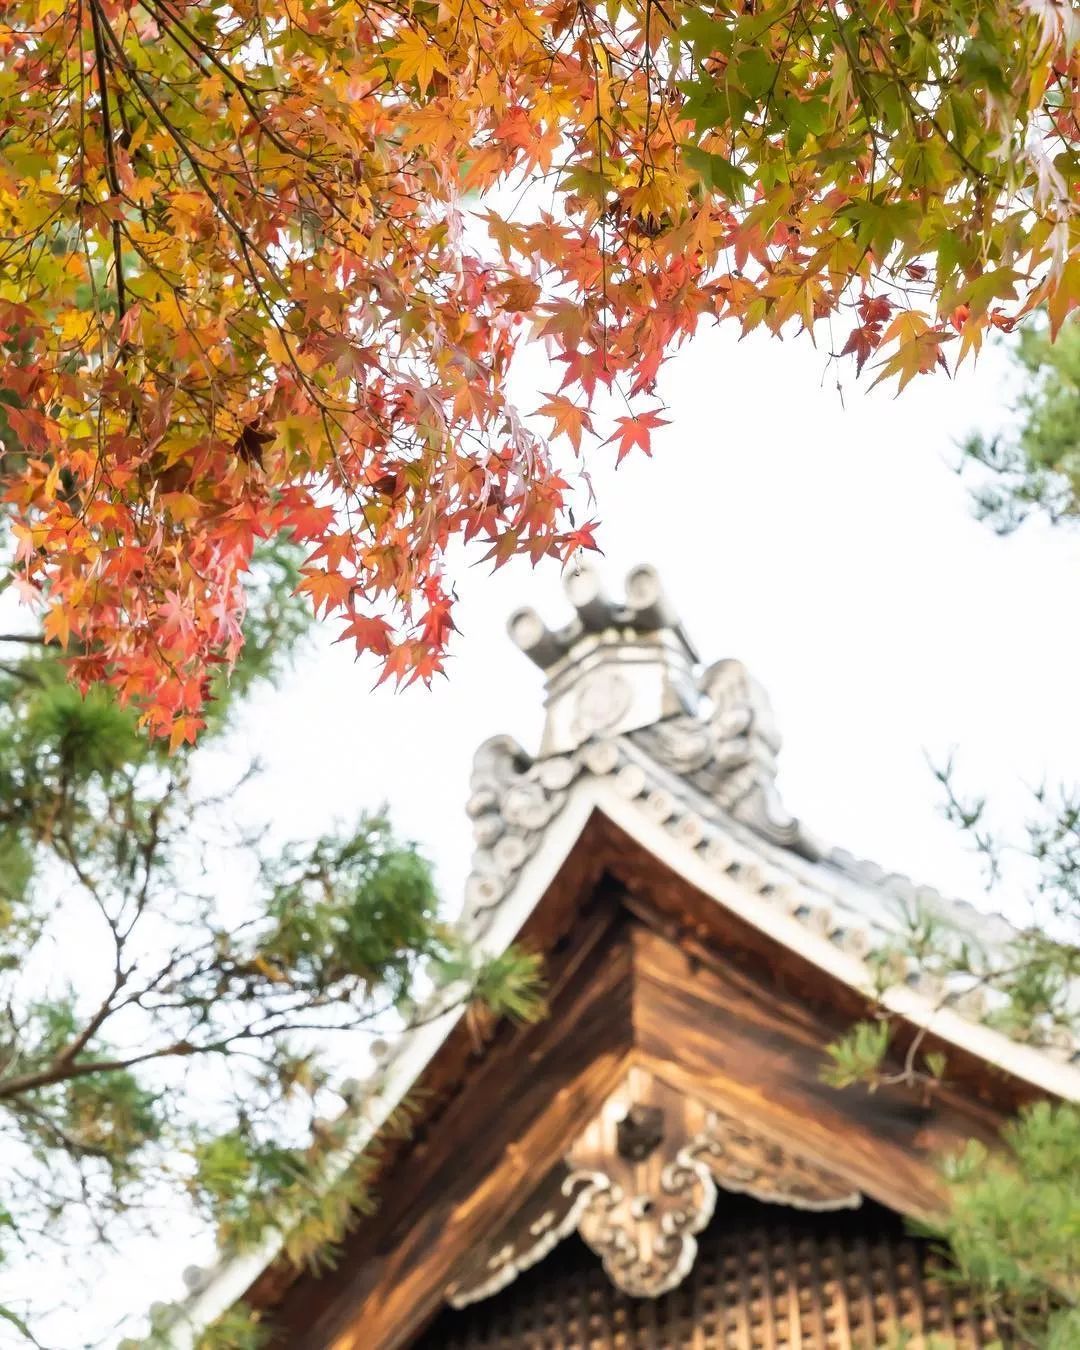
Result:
[461, 727, 1079, 1064]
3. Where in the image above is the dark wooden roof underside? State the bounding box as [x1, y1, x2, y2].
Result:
[415, 1195, 1003, 1350]
[250, 816, 1044, 1349]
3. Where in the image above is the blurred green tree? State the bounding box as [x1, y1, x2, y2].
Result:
[0, 542, 540, 1346]
[962, 318, 1080, 534]
[830, 323, 1080, 1344]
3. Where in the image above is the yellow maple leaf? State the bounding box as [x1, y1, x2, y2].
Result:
[387, 30, 449, 95]
[42, 604, 70, 649]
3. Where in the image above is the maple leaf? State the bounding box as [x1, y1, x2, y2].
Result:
[387, 31, 449, 96]
[553, 348, 613, 404]
[374, 639, 445, 689]
[337, 609, 394, 656]
[234, 421, 274, 468]
[840, 325, 878, 376]
[871, 320, 955, 393]
[168, 715, 204, 755]
[480, 528, 521, 570]
[418, 586, 457, 650]
[604, 411, 670, 464]
[297, 570, 352, 619]
[535, 394, 594, 451]
[492, 276, 543, 314]
[158, 590, 195, 641]
[858, 296, 894, 327]
[41, 603, 71, 649]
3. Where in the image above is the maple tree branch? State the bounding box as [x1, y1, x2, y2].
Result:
[88, 0, 127, 322]
[89, 0, 391, 475]
[88, 2, 278, 275]
[137, 0, 300, 163]
[844, 0, 993, 188]
[87, 0, 336, 429]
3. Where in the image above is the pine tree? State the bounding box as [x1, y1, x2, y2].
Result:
[962, 317, 1080, 534]
[0, 540, 540, 1346]
[829, 321, 1080, 1345]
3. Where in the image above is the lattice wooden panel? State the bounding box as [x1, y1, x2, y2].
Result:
[414, 1197, 1003, 1349]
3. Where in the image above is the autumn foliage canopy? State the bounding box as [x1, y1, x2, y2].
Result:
[0, 0, 1077, 741]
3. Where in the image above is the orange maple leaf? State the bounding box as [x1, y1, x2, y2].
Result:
[535, 394, 593, 451]
[604, 410, 670, 463]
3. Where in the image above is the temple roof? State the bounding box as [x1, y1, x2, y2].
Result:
[458, 561, 1064, 1049]
[156, 561, 1080, 1347]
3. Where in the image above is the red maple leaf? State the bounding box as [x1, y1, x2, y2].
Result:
[604, 410, 669, 463]
[337, 608, 394, 656]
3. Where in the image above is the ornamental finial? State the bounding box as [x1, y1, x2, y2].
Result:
[508, 562, 700, 757]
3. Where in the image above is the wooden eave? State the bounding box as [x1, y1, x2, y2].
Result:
[244, 811, 1050, 1350]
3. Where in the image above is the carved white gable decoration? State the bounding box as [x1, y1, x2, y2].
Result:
[447, 1068, 861, 1307]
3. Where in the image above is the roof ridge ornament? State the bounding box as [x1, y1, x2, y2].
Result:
[508, 562, 700, 757]
[464, 562, 831, 931]
[463, 563, 818, 931]
[631, 656, 806, 852]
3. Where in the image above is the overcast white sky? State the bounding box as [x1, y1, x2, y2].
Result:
[9, 320, 1080, 1345]
[227, 319, 1080, 912]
